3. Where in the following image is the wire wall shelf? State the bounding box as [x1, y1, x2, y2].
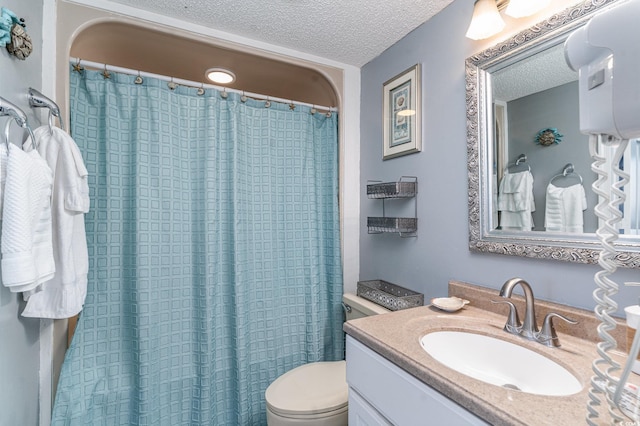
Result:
[366, 176, 418, 237]
[366, 180, 417, 199]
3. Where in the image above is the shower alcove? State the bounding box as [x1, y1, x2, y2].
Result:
[52, 0, 349, 406]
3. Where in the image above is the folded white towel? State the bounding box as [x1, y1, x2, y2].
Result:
[21, 126, 90, 318]
[545, 183, 587, 233]
[498, 170, 535, 213]
[498, 170, 535, 230]
[1, 142, 55, 294]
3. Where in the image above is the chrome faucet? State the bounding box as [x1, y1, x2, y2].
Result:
[494, 277, 577, 347]
[499, 277, 539, 340]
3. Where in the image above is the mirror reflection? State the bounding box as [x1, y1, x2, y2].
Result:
[491, 42, 595, 233]
[490, 40, 640, 236]
[467, 0, 640, 266]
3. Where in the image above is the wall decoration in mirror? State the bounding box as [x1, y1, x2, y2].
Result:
[382, 64, 421, 160]
[466, 0, 640, 267]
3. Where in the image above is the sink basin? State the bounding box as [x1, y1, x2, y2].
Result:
[420, 331, 582, 396]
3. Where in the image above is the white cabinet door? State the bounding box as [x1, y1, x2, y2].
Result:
[346, 336, 489, 426]
[348, 389, 393, 426]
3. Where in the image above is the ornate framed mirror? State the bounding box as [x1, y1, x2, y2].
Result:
[466, 0, 640, 267]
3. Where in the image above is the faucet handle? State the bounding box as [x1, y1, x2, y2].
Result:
[491, 299, 521, 334]
[537, 313, 578, 347]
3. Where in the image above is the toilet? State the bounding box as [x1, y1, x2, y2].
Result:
[265, 293, 390, 425]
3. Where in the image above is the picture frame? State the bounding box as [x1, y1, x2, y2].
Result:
[382, 64, 422, 160]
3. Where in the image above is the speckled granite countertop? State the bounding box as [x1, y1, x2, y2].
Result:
[343, 281, 631, 426]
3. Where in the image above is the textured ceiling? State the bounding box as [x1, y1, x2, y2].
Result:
[106, 0, 455, 66]
[493, 43, 577, 102]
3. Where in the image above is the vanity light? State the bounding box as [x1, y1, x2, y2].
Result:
[397, 109, 416, 117]
[465, 0, 506, 41]
[205, 68, 236, 85]
[466, 0, 551, 40]
[504, 0, 551, 18]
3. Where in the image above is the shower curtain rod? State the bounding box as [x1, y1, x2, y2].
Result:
[69, 58, 338, 113]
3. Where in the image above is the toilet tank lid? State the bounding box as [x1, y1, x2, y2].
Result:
[265, 361, 348, 416]
[343, 292, 390, 315]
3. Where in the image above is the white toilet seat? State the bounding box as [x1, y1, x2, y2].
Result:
[265, 360, 348, 419]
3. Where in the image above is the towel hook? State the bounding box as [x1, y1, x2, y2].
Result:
[28, 87, 64, 133]
[1, 96, 38, 151]
[3, 117, 12, 152]
[3, 111, 37, 153]
[563, 163, 575, 176]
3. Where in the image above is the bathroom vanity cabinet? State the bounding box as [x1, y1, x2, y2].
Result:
[346, 336, 489, 425]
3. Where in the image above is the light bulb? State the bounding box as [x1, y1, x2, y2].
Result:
[466, 0, 506, 41]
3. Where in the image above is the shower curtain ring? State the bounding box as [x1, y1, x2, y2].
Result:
[220, 88, 228, 99]
[264, 97, 271, 108]
[289, 101, 295, 111]
[168, 78, 177, 90]
[72, 59, 84, 73]
[134, 71, 143, 85]
[310, 105, 317, 115]
[326, 109, 332, 118]
[102, 65, 111, 79]
[197, 84, 205, 96]
[241, 91, 248, 103]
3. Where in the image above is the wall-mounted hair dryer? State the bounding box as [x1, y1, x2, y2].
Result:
[565, 1, 640, 423]
[564, 0, 640, 139]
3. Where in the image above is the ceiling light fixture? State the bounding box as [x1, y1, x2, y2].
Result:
[205, 68, 236, 85]
[466, 0, 551, 41]
[465, 0, 506, 41]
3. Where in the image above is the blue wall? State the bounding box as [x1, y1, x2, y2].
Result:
[359, 0, 638, 313]
[0, 0, 44, 424]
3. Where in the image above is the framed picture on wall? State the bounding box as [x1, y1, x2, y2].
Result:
[382, 64, 422, 160]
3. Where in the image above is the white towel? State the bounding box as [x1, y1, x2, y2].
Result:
[545, 183, 587, 233]
[498, 170, 535, 231]
[21, 126, 90, 319]
[1, 142, 55, 295]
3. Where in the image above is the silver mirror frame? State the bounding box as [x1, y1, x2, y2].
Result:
[466, 0, 640, 268]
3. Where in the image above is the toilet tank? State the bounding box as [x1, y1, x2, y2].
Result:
[342, 292, 390, 320]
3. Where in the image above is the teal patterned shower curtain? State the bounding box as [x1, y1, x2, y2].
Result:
[52, 67, 343, 425]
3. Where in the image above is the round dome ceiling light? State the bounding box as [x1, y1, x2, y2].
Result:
[205, 68, 236, 85]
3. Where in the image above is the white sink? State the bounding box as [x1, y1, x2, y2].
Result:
[420, 331, 582, 396]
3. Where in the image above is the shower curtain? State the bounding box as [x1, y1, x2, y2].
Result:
[51, 67, 343, 425]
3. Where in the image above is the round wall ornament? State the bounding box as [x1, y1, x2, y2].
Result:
[0, 8, 31, 60]
[535, 128, 563, 146]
